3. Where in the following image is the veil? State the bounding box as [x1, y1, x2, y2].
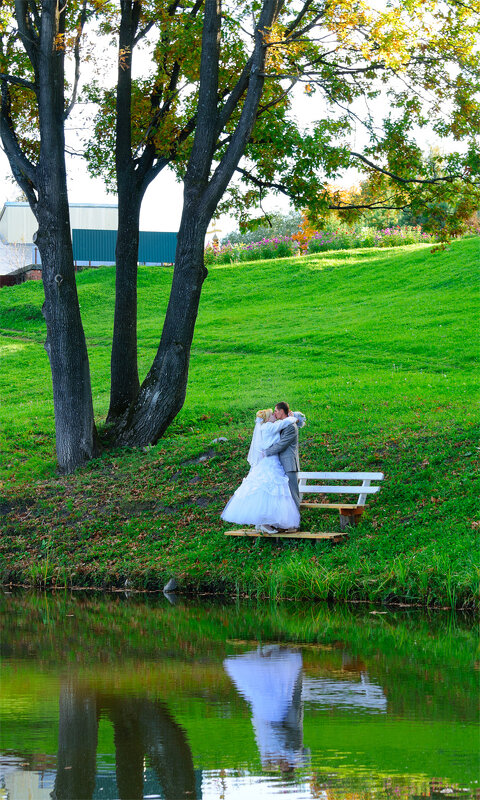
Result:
[247, 418, 264, 467]
[247, 411, 306, 467]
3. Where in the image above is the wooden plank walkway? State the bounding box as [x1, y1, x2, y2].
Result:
[224, 529, 348, 540]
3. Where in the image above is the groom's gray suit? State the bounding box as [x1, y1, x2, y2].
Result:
[263, 422, 300, 511]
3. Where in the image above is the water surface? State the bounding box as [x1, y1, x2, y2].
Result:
[0, 592, 478, 800]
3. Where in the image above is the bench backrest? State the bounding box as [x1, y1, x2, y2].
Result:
[297, 471, 384, 506]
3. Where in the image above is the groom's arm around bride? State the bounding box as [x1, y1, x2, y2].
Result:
[263, 405, 301, 513]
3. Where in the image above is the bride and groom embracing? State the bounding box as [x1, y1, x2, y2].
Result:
[221, 402, 306, 534]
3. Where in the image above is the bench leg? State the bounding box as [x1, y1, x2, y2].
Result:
[339, 507, 364, 531]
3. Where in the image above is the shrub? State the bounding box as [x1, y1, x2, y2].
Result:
[205, 224, 438, 264]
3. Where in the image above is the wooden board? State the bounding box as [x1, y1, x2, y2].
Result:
[298, 485, 379, 494]
[224, 529, 348, 540]
[298, 471, 384, 480]
[300, 502, 363, 510]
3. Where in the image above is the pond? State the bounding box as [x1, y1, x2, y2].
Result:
[0, 592, 478, 800]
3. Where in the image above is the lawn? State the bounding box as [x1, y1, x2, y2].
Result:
[0, 236, 479, 606]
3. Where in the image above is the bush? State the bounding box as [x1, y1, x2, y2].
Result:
[222, 210, 302, 245]
[205, 224, 437, 264]
[373, 225, 434, 247]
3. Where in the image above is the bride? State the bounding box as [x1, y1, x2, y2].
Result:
[221, 409, 303, 532]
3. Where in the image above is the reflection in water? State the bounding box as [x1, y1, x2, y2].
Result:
[224, 646, 309, 771]
[302, 673, 387, 713]
[50, 682, 197, 800]
[52, 685, 97, 800]
[1, 593, 478, 800]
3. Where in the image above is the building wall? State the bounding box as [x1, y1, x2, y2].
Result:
[0, 203, 36, 243]
[69, 205, 118, 232]
[0, 266, 42, 287]
[0, 239, 33, 276]
[0, 202, 118, 244]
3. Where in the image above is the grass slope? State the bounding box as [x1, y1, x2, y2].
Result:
[0, 237, 479, 606]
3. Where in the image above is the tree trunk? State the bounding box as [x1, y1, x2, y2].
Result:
[1, 1, 98, 472]
[36, 196, 98, 472]
[108, 189, 141, 420]
[35, 0, 98, 471]
[115, 199, 208, 445]
[107, 0, 143, 422]
[114, 0, 280, 448]
[52, 681, 98, 800]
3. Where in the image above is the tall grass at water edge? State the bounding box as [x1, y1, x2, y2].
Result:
[0, 237, 479, 607]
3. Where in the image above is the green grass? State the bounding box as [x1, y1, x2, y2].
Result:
[0, 238, 479, 606]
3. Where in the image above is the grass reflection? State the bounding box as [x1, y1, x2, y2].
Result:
[0, 593, 478, 798]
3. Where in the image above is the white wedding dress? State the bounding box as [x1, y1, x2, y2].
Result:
[221, 416, 300, 530]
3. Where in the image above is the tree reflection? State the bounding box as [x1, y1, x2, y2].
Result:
[51, 682, 197, 800]
[51, 683, 97, 800]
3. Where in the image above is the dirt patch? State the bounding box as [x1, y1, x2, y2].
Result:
[181, 448, 216, 466]
[192, 496, 210, 508]
[0, 498, 35, 517]
[120, 501, 158, 515]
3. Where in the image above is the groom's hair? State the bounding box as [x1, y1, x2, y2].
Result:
[275, 402, 290, 415]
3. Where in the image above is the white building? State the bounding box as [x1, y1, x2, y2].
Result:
[0, 201, 118, 244]
[0, 202, 119, 276]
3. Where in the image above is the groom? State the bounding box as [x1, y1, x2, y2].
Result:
[263, 401, 300, 530]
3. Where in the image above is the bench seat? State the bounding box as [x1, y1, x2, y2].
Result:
[298, 471, 384, 529]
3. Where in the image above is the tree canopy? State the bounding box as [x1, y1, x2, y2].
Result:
[82, 0, 480, 235]
[1, 0, 479, 471]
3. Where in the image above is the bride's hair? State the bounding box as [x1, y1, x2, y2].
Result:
[256, 408, 273, 422]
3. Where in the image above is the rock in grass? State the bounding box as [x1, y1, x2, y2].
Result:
[211, 437, 228, 443]
[164, 577, 178, 593]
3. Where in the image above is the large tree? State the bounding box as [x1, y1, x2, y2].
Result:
[114, 0, 287, 444]
[86, 1, 277, 423]
[0, 0, 99, 471]
[94, 1, 206, 421]
[2, 0, 479, 469]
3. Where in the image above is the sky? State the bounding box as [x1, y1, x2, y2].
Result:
[0, 125, 188, 234]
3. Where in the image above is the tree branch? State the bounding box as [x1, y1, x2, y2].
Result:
[284, 0, 315, 37]
[236, 166, 414, 212]
[0, 72, 36, 91]
[14, 0, 40, 75]
[235, 165, 299, 199]
[139, 112, 197, 195]
[26, 0, 40, 31]
[286, 7, 330, 42]
[330, 201, 408, 211]
[350, 151, 462, 185]
[204, 0, 285, 215]
[185, 0, 222, 190]
[64, 0, 89, 120]
[133, 19, 155, 46]
[215, 56, 254, 135]
[0, 81, 38, 208]
[255, 78, 296, 115]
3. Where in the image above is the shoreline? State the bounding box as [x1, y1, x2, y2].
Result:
[1, 425, 479, 611]
[1, 582, 476, 612]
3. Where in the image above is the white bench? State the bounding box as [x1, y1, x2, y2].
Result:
[298, 471, 384, 530]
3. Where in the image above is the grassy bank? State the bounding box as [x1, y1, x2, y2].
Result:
[1, 237, 479, 607]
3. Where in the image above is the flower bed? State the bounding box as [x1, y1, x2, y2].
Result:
[205, 225, 435, 264]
